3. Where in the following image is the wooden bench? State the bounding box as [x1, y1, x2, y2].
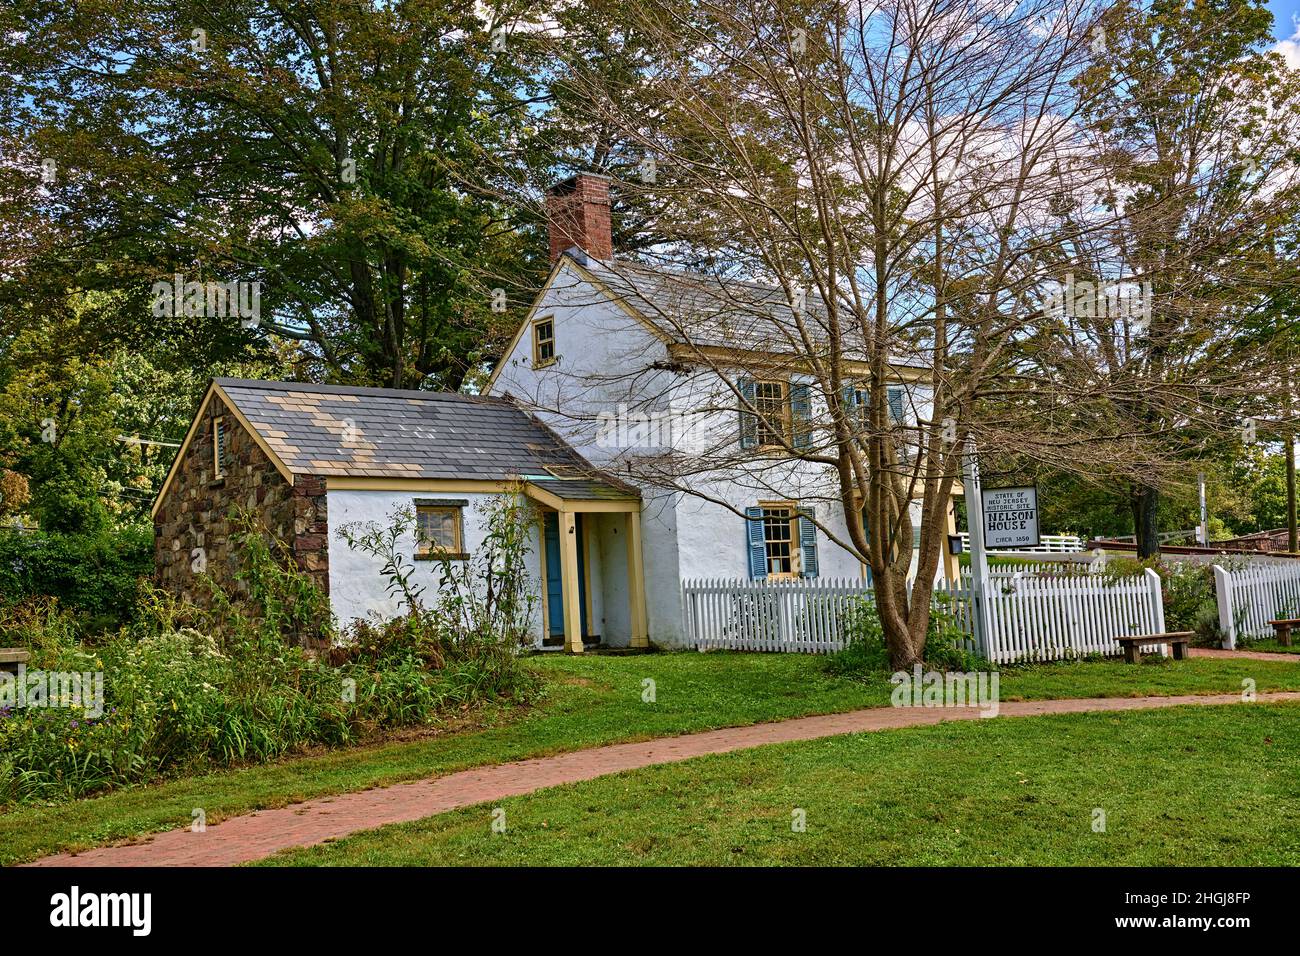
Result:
[1267, 619, 1300, 647]
[1116, 632, 1193, 664]
[0, 648, 31, 674]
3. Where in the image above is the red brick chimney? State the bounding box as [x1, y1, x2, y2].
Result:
[546, 172, 613, 263]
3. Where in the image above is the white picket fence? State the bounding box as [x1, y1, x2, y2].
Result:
[958, 532, 1084, 553]
[1213, 562, 1300, 648]
[681, 567, 1165, 661]
[980, 568, 1165, 663]
[682, 578, 871, 653]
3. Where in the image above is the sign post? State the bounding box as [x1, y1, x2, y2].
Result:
[1197, 473, 1209, 547]
[961, 439, 992, 657]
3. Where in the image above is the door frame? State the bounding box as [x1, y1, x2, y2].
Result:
[539, 510, 596, 647]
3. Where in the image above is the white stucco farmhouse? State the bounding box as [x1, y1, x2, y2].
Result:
[486, 172, 960, 647]
[153, 172, 956, 653]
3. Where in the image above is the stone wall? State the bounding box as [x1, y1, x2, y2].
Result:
[153, 391, 328, 643]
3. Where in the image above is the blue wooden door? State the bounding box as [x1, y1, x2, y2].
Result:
[543, 512, 587, 638]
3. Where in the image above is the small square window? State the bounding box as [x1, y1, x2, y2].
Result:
[533, 317, 556, 367]
[416, 505, 463, 557]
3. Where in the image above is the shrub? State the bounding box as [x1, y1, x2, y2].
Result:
[0, 524, 151, 630]
[0, 500, 544, 806]
[825, 597, 989, 678]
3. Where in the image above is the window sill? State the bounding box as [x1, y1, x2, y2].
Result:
[533, 358, 557, 370]
[415, 552, 471, 562]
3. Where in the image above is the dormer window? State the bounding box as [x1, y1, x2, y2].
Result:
[533, 316, 556, 368]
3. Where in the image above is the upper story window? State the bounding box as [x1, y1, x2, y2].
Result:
[739, 376, 812, 451]
[753, 380, 789, 447]
[533, 316, 556, 368]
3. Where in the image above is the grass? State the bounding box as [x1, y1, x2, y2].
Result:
[3, 650, 1299, 865]
[1243, 639, 1300, 655]
[259, 702, 1300, 867]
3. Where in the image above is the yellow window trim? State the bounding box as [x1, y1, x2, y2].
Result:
[753, 378, 792, 450]
[212, 416, 225, 479]
[415, 504, 464, 558]
[532, 315, 557, 369]
[757, 499, 800, 580]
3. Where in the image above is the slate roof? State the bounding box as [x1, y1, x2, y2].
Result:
[215, 378, 637, 496]
[574, 255, 931, 370]
[522, 479, 639, 501]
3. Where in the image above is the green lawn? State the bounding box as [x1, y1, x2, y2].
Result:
[260, 702, 1300, 867]
[1244, 640, 1300, 655]
[2, 650, 1298, 865]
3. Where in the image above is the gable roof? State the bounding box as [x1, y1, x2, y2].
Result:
[214, 378, 606, 480]
[485, 252, 931, 393]
[152, 378, 638, 516]
[575, 255, 932, 370]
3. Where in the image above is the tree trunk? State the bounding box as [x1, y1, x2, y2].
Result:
[1133, 483, 1160, 558]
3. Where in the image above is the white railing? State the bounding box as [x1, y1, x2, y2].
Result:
[979, 568, 1165, 663]
[958, 532, 1084, 553]
[682, 567, 1165, 662]
[1213, 562, 1300, 648]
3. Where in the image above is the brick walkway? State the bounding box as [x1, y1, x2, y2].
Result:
[25, 688, 1300, 868]
[1191, 647, 1299, 662]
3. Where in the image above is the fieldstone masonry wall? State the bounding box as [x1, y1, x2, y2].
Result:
[153, 393, 329, 641]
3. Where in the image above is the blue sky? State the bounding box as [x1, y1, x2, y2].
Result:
[1269, 0, 1299, 40]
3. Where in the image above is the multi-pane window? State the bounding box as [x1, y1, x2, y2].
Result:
[754, 380, 789, 446]
[762, 505, 797, 578]
[533, 317, 556, 367]
[416, 505, 462, 557]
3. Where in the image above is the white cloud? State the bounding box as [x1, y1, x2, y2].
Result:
[1273, 16, 1300, 71]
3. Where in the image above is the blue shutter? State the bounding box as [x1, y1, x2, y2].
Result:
[790, 381, 811, 448]
[738, 377, 758, 449]
[797, 506, 819, 578]
[745, 506, 767, 579]
[887, 386, 905, 424]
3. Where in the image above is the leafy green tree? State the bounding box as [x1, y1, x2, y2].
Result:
[1, 0, 548, 390]
[1059, 0, 1300, 556]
